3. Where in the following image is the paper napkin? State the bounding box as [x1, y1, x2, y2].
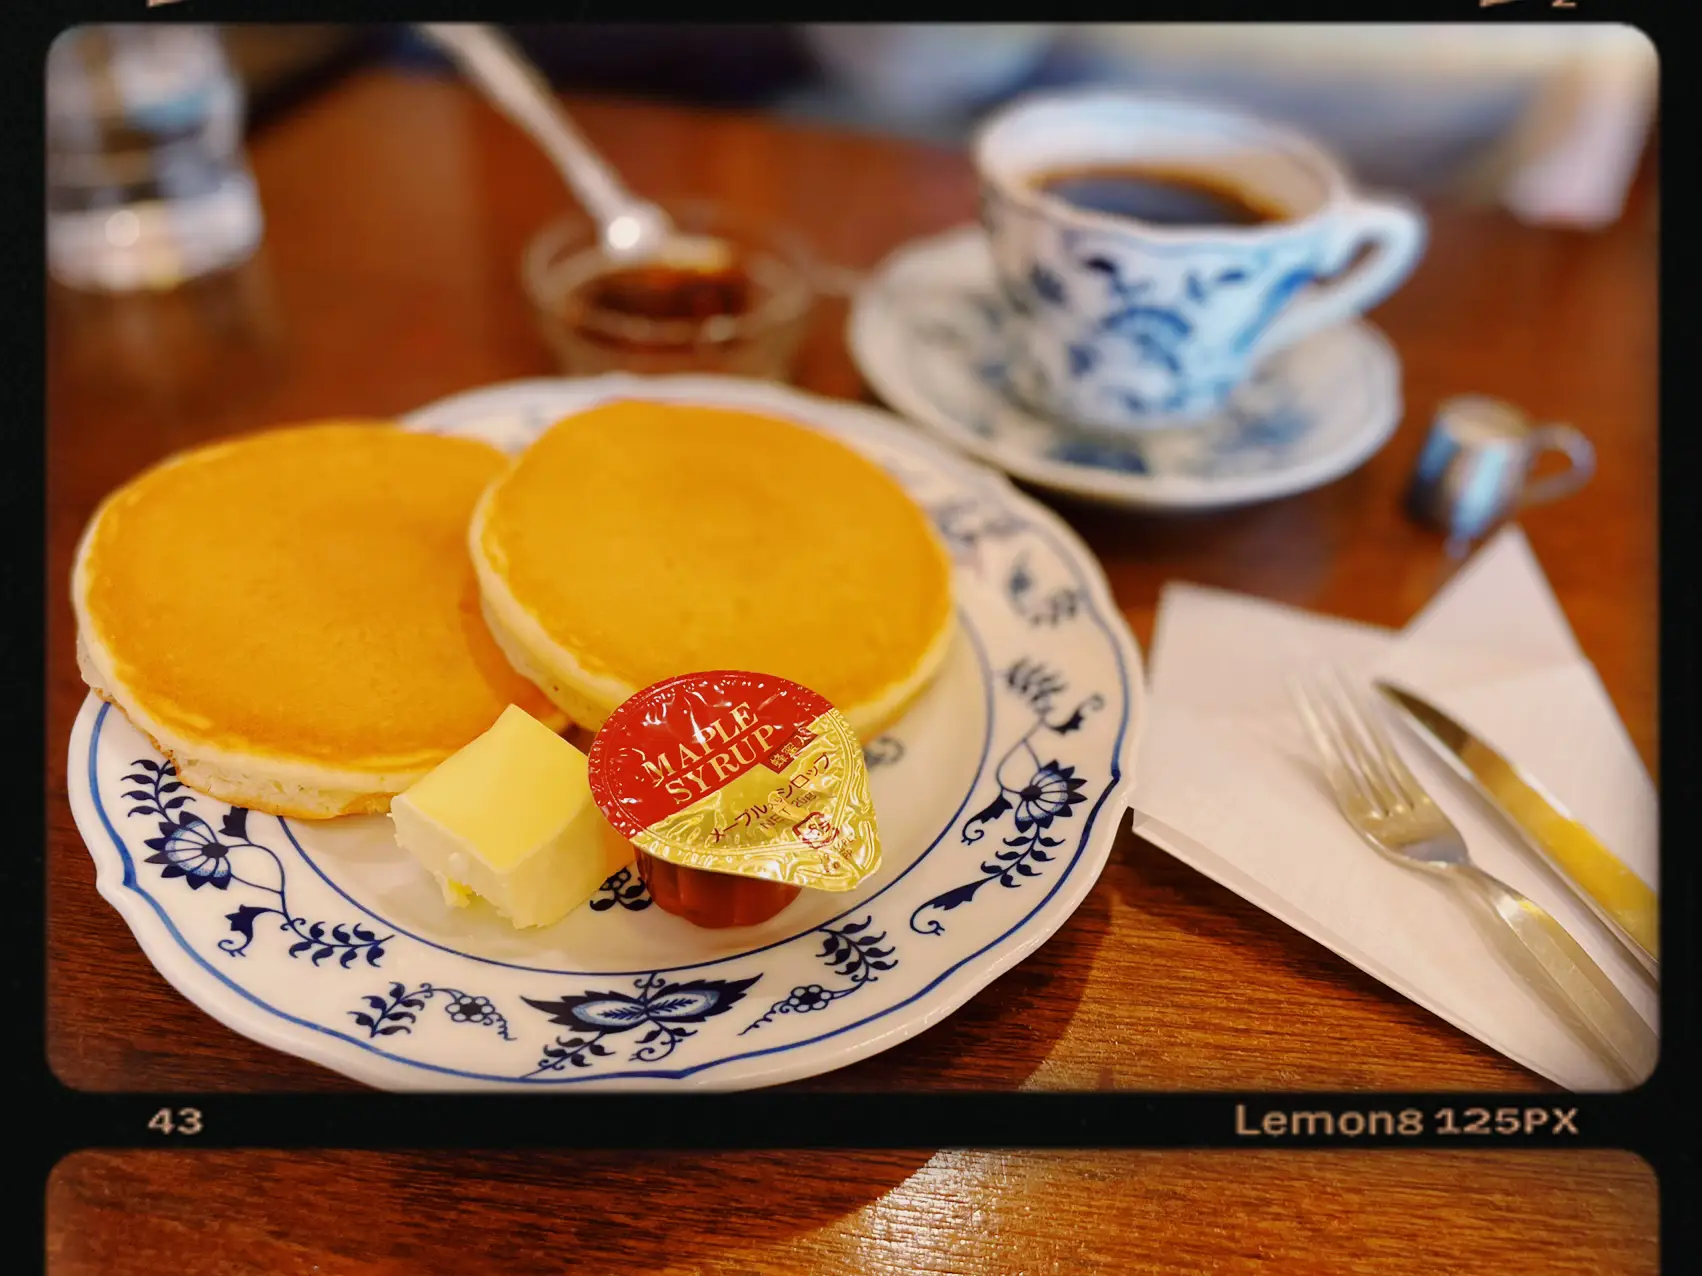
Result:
[1129, 526, 1658, 1091]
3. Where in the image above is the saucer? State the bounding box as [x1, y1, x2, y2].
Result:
[848, 225, 1405, 511]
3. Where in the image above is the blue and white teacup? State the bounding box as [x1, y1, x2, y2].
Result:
[973, 90, 1426, 431]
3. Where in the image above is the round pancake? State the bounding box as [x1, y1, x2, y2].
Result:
[472, 400, 956, 738]
[73, 422, 567, 818]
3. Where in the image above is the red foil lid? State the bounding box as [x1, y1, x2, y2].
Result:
[587, 670, 881, 891]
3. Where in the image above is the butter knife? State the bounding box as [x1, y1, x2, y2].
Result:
[1375, 681, 1658, 979]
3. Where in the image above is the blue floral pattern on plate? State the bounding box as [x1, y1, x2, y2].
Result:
[125, 761, 393, 966]
[525, 973, 763, 1073]
[351, 982, 516, 1042]
[67, 375, 1142, 1090]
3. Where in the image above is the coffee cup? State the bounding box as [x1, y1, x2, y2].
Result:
[973, 90, 1427, 431]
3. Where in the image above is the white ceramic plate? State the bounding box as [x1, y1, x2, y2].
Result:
[848, 224, 1404, 511]
[67, 375, 1143, 1091]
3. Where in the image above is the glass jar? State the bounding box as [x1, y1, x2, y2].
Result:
[521, 198, 817, 380]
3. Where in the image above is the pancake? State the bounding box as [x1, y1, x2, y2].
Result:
[73, 422, 567, 819]
[471, 400, 956, 738]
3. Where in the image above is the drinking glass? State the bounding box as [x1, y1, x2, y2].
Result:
[47, 25, 263, 293]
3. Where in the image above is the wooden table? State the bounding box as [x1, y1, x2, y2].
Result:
[45, 68, 1657, 1269]
[48, 1148, 1657, 1276]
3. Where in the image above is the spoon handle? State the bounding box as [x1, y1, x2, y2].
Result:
[418, 23, 636, 226]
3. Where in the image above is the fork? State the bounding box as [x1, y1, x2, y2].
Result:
[1292, 669, 1657, 1087]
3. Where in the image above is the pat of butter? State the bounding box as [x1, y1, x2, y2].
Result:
[438, 878, 476, 908]
[390, 704, 632, 929]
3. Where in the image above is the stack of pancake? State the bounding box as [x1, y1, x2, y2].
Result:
[74, 402, 955, 820]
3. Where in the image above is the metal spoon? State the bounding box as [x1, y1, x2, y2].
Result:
[417, 23, 728, 270]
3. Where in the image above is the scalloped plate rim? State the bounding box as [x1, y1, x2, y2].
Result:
[65, 374, 1145, 1092]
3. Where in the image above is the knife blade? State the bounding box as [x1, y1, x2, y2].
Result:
[1374, 680, 1658, 979]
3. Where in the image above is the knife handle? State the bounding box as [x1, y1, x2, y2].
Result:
[1490, 787, 1659, 975]
[1452, 863, 1658, 1087]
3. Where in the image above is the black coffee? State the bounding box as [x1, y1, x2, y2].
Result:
[1033, 164, 1287, 228]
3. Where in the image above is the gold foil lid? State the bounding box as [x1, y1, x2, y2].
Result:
[586, 671, 882, 891]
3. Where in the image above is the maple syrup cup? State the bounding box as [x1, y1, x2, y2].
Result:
[586, 670, 882, 931]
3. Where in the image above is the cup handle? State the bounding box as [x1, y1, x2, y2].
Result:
[1251, 197, 1427, 359]
[1521, 425, 1596, 507]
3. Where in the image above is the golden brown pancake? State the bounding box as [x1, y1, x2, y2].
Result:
[73, 422, 566, 818]
[471, 399, 956, 737]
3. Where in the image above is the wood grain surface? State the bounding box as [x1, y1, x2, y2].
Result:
[47, 1149, 1657, 1275]
[46, 70, 1657, 1095]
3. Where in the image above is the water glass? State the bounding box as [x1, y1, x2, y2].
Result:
[47, 25, 263, 293]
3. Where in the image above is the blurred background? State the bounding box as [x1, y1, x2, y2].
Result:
[46, 22, 1657, 302]
[45, 20, 1657, 406]
[224, 22, 1656, 227]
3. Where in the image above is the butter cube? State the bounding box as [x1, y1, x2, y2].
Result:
[390, 704, 632, 929]
[438, 878, 476, 908]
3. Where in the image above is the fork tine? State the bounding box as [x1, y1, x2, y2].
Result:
[1289, 673, 1377, 813]
[1317, 671, 1403, 815]
[1329, 669, 1424, 810]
